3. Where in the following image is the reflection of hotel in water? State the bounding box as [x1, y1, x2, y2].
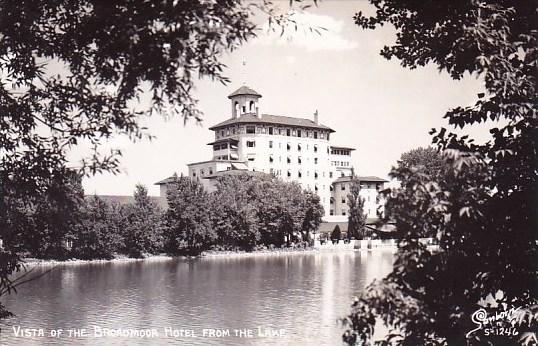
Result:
[156, 86, 386, 222]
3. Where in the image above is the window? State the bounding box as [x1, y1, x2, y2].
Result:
[287, 157, 291, 164]
[287, 143, 291, 151]
[192, 171, 196, 177]
[314, 172, 318, 179]
[292, 130, 296, 136]
[246, 141, 255, 147]
[269, 155, 274, 163]
[286, 129, 291, 136]
[287, 170, 291, 178]
[226, 129, 230, 136]
[246, 126, 255, 134]
[314, 145, 318, 153]
[320, 132, 325, 139]
[249, 101, 255, 112]
[221, 130, 225, 137]
[298, 171, 302, 178]
[330, 210, 334, 216]
[248, 157, 255, 161]
[342, 211, 346, 216]
[297, 130, 302, 137]
[297, 144, 301, 151]
[269, 141, 273, 148]
[298, 157, 302, 164]
[201, 169, 205, 175]
[341, 184, 346, 191]
[315, 185, 318, 192]
[314, 157, 318, 164]
[329, 172, 333, 178]
[330, 185, 334, 191]
[314, 131, 318, 139]
[209, 169, 213, 175]
[269, 127, 273, 135]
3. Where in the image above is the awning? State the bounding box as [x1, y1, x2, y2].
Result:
[231, 162, 248, 170]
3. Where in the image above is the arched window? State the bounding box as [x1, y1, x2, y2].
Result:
[235, 102, 239, 114]
[249, 100, 255, 112]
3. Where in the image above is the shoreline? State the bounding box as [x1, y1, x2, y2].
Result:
[21, 247, 321, 267]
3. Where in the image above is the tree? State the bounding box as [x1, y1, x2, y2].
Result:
[12, 172, 84, 260]
[301, 191, 324, 245]
[211, 174, 262, 250]
[347, 176, 367, 240]
[331, 225, 341, 243]
[165, 176, 215, 256]
[71, 196, 124, 260]
[345, 1, 537, 345]
[383, 147, 448, 239]
[397, 147, 445, 181]
[0, 0, 252, 316]
[121, 184, 164, 258]
[0, 0, 299, 318]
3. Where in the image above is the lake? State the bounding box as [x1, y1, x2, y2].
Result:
[0, 250, 394, 345]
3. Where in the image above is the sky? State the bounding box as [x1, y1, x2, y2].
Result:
[79, 0, 485, 196]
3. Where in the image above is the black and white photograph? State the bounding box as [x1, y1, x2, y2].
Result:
[0, 0, 536, 345]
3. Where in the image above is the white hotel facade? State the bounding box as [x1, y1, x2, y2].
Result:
[157, 86, 386, 222]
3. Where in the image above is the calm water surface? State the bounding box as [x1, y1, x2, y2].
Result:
[0, 250, 393, 346]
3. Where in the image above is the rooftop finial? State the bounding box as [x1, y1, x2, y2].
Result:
[314, 109, 319, 124]
[242, 59, 247, 86]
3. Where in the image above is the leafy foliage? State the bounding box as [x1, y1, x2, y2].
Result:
[347, 176, 367, 239]
[70, 196, 124, 260]
[345, 1, 537, 345]
[21, 173, 85, 260]
[211, 174, 264, 250]
[0, 0, 304, 318]
[383, 147, 448, 240]
[331, 225, 341, 242]
[164, 176, 216, 256]
[120, 184, 164, 258]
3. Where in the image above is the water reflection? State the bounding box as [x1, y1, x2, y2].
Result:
[0, 251, 393, 345]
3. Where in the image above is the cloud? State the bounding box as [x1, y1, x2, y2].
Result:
[256, 12, 358, 51]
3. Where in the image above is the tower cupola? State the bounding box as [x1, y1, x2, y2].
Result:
[228, 86, 262, 118]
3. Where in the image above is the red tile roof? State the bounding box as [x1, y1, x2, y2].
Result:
[209, 113, 334, 132]
[228, 86, 262, 98]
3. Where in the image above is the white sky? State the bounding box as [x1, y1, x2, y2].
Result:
[79, 0, 485, 196]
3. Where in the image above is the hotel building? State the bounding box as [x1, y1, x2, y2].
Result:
[156, 86, 386, 222]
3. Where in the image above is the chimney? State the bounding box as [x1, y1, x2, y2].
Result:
[314, 109, 319, 124]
